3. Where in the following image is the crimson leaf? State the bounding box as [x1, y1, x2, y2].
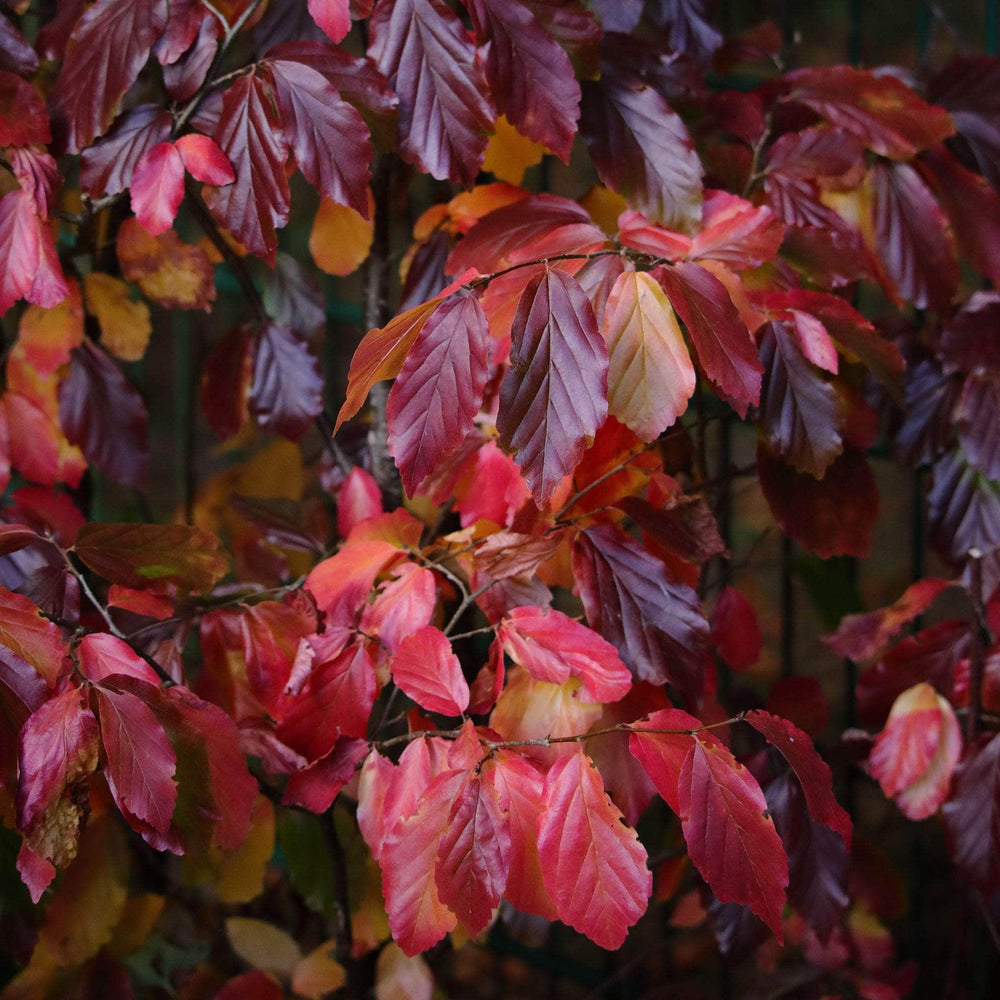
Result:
[249, 322, 324, 441]
[50, 0, 168, 153]
[497, 268, 609, 504]
[369, 0, 495, 185]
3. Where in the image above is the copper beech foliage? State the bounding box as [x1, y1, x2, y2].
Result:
[3, 0, 1000, 997]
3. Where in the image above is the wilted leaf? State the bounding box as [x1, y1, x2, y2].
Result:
[537, 750, 651, 949]
[387, 290, 491, 496]
[74, 522, 229, 592]
[117, 218, 216, 311]
[83, 272, 152, 362]
[497, 267, 609, 504]
[50, 0, 169, 153]
[601, 270, 695, 441]
[369, 0, 495, 185]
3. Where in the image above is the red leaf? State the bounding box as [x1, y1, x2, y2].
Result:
[711, 586, 762, 671]
[497, 268, 609, 504]
[174, 133, 235, 185]
[688, 190, 784, 269]
[627, 707, 706, 815]
[308, 0, 351, 42]
[79, 105, 173, 198]
[50, 0, 169, 153]
[756, 320, 841, 478]
[601, 270, 695, 441]
[656, 262, 761, 417]
[391, 626, 469, 716]
[869, 682, 962, 821]
[305, 539, 401, 627]
[870, 160, 957, 314]
[369, 0, 495, 185]
[73, 522, 229, 592]
[943, 732, 1000, 893]
[580, 63, 702, 230]
[573, 523, 708, 706]
[618, 492, 726, 568]
[780, 65, 954, 161]
[16, 686, 99, 867]
[249, 322, 324, 441]
[824, 578, 951, 662]
[744, 709, 852, 847]
[499, 606, 632, 703]
[8, 146, 62, 220]
[266, 52, 371, 216]
[201, 325, 252, 440]
[282, 736, 369, 813]
[381, 768, 464, 954]
[681, 739, 788, 937]
[466, 0, 580, 161]
[241, 600, 315, 713]
[94, 685, 177, 839]
[0, 190, 69, 315]
[488, 751, 556, 919]
[0, 523, 39, 558]
[0, 586, 65, 687]
[435, 766, 511, 934]
[387, 291, 491, 496]
[58, 340, 148, 489]
[0, 71, 50, 147]
[17, 843, 55, 904]
[130, 142, 185, 236]
[537, 750, 651, 949]
[215, 971, 283, 1000]
[757, 443, 878, 559]
[203, 73, 290, 262]
[78, 633, 161, 686]
[336, 467, 383, 538]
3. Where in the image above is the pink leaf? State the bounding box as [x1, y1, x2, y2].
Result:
[131, 142, 185, 235]
[78, 633, 161, 685]
[628, 707, 707, 815]
[498, 606, 632, 703]
[537, 750, 651, 949]
[337, 467, 383, 537]
[308, 0, 351, 43]
[497, 267, 609, 504]
[361, 564, 436, 653]
[17, 842, 56, 903]
[175, 133, 235, 185]
[0, 190, 68, 315]
[869, 682, 962, 820]
[391, 626, 470, 717]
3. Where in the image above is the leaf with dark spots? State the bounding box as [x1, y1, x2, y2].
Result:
[369, 0, 495, 185]
[497, 268, 609, 504]
[387, 291, 491, 497]
[50, 0, 169, 153]
[580, 63, 703, 231]
[572, 523, 708, 706]
[203, 72, 290, 262]
[249, 323, 324, 441]
[757, 443, 877, 559]
[756, 320, 842, 478]
[74, 523, 229, 592]
[58, 340, 147, 489]
[657, 262, 761, 417]
[267, 55, 372, 215]
[466, 0, 580, 161]
[870, 160, 958, 314]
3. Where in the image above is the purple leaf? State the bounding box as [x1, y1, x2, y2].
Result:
[50, 0, 169, 153]
[79, 105, 173, 198]
[580, 61, 702, 231]
[956, 374, 1000, 481]
[943, 733, 1000, 894]
[58, 340, 148, 489]
[572, 522, 708, 707]
[894, 359, 958, 468]
[203, 72, 290, 263]
[466, 0, 580, 161]
[249, 323, 324, 441]
[939, 291, 1000, 376]
[649, 0, 723, 64]
[497, 268, 609, 504]
[369, 0, 495, 185]
[387, 291, 491, 497]
[928, 448, 1000, 565]
[0, 16, 39, 76]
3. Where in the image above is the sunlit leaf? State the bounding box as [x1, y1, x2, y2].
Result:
[310, 195, 374, 276]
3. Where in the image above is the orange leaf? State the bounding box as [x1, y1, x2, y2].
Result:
[117, 218, 216, 311]
[310, 192, 374, 276]
[83, 271, 152, 361]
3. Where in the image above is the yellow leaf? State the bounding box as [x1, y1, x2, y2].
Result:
[117, 218, 217, 311]
[601, 271, 696, 441]
[580, 185, 629, 236]
[107, 893, 166, 957]
[310, 192, 375, 276]
[292, 940, 346, 999]
[482, 115, 545, 186]
[215, 796, 275, 904]
[225, 917, 302, 977]
[83, 272, 153, 361]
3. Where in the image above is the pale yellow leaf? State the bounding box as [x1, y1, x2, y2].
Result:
[225, 916, 302, 977]
[375, 942, 434, 1000]
[292, 940, 346, 999]
[83, 271, 153, 361]
[310, 192, 375, 276]
[601, 271, 696, 441]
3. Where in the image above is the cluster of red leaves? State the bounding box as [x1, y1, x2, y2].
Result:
[3, 0, 1000, 997]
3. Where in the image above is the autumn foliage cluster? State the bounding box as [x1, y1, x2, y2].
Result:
[4, 0, 1000, 997]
